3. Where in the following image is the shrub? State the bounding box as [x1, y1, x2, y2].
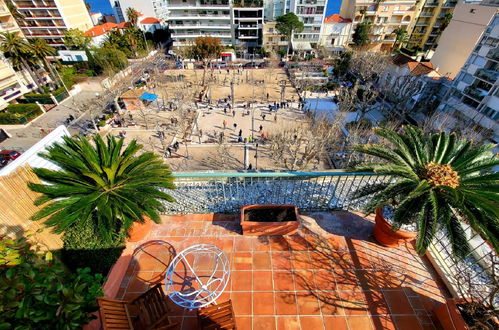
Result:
[6, 103, 40, 114]
[62, 221, 126, 276]
[0, 104, 43, 124]
[0, 236, 103, 329]
[0, 112, 18, 124]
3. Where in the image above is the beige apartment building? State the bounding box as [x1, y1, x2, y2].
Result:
[431, 3, 498, 78]
[0, 0, 38, 109]
[9, 0, 93, 48]
[262, 22, 287, 58]
[407, 0, 457, 52]
[341, 0, 419, 53]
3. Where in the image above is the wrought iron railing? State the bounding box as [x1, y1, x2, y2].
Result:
[162, 171, 388, 214]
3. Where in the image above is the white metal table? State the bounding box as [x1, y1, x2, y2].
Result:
[165, 244, 230, 309]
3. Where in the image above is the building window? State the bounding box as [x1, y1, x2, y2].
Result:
[382, 6, 389, 12]
[462, 73, 474, 84]
[394, 6, 400, 11]
[331, 38, 335, 45]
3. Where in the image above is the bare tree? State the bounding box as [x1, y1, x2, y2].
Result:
[267, 116, 337, 170]
[349, 51, 390, 83]
[381, 75, 425, 120]
[336, 81, 379, 124]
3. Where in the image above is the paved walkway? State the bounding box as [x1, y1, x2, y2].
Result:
[114, 212, 449, 330]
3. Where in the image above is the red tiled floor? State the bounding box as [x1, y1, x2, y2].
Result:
[253, 316, 276, 330]
[253, 252, 271, 270]
[277, 316, 300, 330]
[253, 270, 273, 291]
[116, 212, 448, 330]
[323, 316, 349, 330]
[275, 292, 298, 315]
[253, 292, 275, 315]
[300, 316, 324, 329]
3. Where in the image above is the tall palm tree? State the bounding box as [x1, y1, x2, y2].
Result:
[29, 38, 58, 88]
[126, 7, 139, 27]
[6, 1, 24, 22]
[352, 126, 499, 258]
[392, 28, 408, 51]
[0, 32, 43, 92]
[29, 135, 176, 242]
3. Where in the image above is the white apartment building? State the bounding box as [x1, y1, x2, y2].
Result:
[290, 0, 328, 48]
[319, 13, 353, 54]
[264, 0, 288, 19]
[440, 10, 499, 137]
[232, 2, 264, 48]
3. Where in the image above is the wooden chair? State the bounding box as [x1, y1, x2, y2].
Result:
[98, 284, 178, 330]
[197, 300, 236, 330]
[97, 297, 134, 329]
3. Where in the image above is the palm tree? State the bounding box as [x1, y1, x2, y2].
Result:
[6, 1, 24, 22]
[0, 32, 43, 92]
[126, 7, 139, 27]
[392, 28, 408, 51]
[352, 126, 499, 258]
[29, 38, 58, 88]
[29, 135, 176, 242]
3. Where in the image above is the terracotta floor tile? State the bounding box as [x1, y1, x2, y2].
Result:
[273, 271, 295, 291]
[329, 250, 355, 270]
[294, 270, 316, 291]
[291, 251, 312, 270]
[317, 292, 344, 316]
[371, 315, 396, 330]
[254, 236, 271, 251]
[126, 276, 149, 292]
[308, 251, 333, 269]
[296, 293, 321, 315]
[364, 290, 390, 315]
[235, 316, 252, 330]
[277, 316, 300, 330]
[392, 315, 423, 330]
[272, 251, 292, 270]
[231, 292, 252, 316]
[254, 292, 275, 315]
[234, 236, 255, 252]
[313, 270, 336, 291]
[287, 234, 312, 251]
[275, 292, 298, 315]
[253, 271, 274, 291]
[323, 316, 349, 330]
[339, 291, 369, 316]
[269, 236, 291, 251]
[300, 316, 324, 329]
[333, 269, 361, 291]
[383, 290, 414, 315]
[253, 316, 276, 330]
[232, 270, 252, 291]
[346, 316, 373, 330]
[326, 235, 348, 251]
[253, 252, 272, 270]
[233, 252, 252, 271]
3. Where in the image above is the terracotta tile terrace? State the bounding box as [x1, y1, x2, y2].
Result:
[110, 212, 449, 330]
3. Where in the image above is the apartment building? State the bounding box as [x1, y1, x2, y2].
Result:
[440, 10, 499, 137]
[0, 0, 37, 109]
[290, 0, 328, 48]
[431, 2, 497, 78]
[232, 1, 264, 48]
[263, 0, 288, 19]
[9, 0, 92, 49]
[407, 0, 458, 52]
[319, 13, 353, 54]
[341, 0, 418, 52]
[262, 21, 287, 56]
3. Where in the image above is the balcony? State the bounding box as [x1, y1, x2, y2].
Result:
[425, 2, 439, 7]
[442, 1, 457, 8]
[94, 171, 496, 330]
[464, 86, 487, 101]
[486, 47, 499, 61]
[232, 0, 264, 7]
[0, 22, 18, 31]
[476, 68, 499, 84]
[169, 23, 231, 29]
[420, 12, 433, 18]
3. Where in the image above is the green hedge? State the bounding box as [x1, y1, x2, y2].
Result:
[62, 222, 126, 276]
[0, 104, 43, 124]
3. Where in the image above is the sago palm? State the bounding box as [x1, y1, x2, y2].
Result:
[352, 126, 499, 258]
[29, 135, 176, 242]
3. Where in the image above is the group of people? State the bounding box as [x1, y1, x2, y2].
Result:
[164, 141, 180, 158]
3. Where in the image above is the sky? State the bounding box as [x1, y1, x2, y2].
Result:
[87, 0, 112, 14]
[87, 0, 341, 18]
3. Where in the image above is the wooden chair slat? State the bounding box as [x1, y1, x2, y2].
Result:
[197, 300, 236, 330]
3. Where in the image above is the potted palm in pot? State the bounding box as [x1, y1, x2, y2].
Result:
[28, 135, 175, 274]
[351, 126, 498, 258]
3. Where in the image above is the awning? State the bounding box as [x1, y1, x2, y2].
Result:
[139, 92, 158, 101]
[291, 41, 312, 51]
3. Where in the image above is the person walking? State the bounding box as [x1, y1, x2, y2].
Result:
[224, 107, 227, 115]
[259, 124, 263, 132]
[233, 123, 237, 129]
[274, 114, 277, 122]
[262, 114, 266, 121]
[233, 110, 236, 117]
[223, 120, 227, 129]
[238, 129, 242, 136]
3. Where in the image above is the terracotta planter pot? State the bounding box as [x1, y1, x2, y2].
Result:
[128, 217, 152, 242]
[241, 204, 300, 236]
[373, 207, 417, 247]
[433, 298, 469, 330]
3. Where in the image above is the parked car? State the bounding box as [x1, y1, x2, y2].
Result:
[0, 150, 21, 161]
[212, 61, 227, 68]
[0, 158, 8, 168]
[278, 61, 287, 68]
[258, 62, 269, 68]
[243, 62, 257, 68]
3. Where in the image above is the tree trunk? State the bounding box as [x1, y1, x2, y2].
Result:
[21, 59, 43, 93]
[44, 58, 59, 88]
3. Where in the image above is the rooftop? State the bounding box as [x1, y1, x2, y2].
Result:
[324, 14, 352, 24]
[141, 17, 161, 24]
[108, 212, 448, 330]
